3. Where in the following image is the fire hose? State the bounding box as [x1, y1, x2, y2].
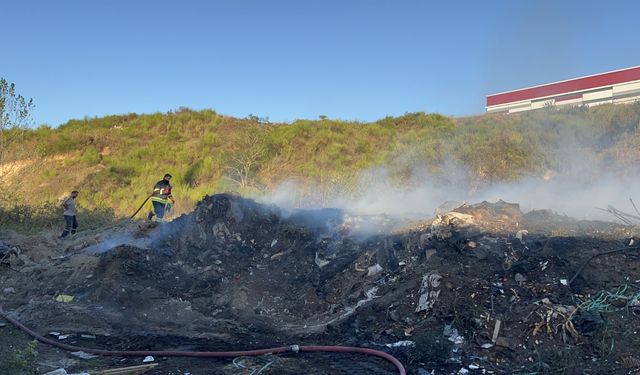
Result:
[130, 195, 152, 219]
[0, 304, 406, 375]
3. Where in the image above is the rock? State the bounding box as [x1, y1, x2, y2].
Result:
[495, 337, 517, 349]
[389, 310, 401, 322]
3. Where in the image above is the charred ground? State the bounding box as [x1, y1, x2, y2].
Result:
[1, 193, 640, 374]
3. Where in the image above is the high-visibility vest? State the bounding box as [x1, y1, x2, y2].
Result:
[151, 180, 172, 203]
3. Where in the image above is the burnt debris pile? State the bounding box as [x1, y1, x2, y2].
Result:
[2, 193, 640, 374]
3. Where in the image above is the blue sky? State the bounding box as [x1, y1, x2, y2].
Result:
[2, 0, 639, 126]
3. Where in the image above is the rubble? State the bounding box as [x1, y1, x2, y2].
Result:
[2, 193, 640, 374]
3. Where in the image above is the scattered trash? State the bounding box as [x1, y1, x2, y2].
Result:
[515, 229, 528, 244]
[416, 272, 442, 313]
[270, 239, 278, 247]
[0, 322, 6, 328]
[314, 252, 330, 268]
[43, 369, 90, 375]
[71, 351, 98, 360]
[43, 369, 68, 375]
[55, 294, 74, 303]
[444, 324, 465, 364]
[80, 334, 96, 339]
[384, 340, 416, 348]
[2, 287, 16, 294]
[58, 334, 71, 340]
[270, 252, 284, 260]
[480, 343, 494, 349]
[49, 331, 61, 337]
[93, 364, 158, 374]
[367, 263, 383, 276]
[143, 355, 155, 363]
[491, 319, 502, 343]
[430, 212, 475, 240]
[540, 261, 549, 271]
[560, 279, 568, 286]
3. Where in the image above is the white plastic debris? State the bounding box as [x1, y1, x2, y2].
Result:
[314, 252, 330, 268]
[143, 355, 155, 363]
[560, 279, 568, 286]
[444, 324, 465, 345]
[416, 272, 442, 313]
[491, 319, 502, 343]
[43, 370, 68, 375]
[457, 368, 470, 374]
[430, 213, 475, 240]
[70, 351, 98, 360]
[58, 334, 71, 340]
[367, 263, 383, 276]
[49, 331, 61, 337]
[468, 364, 480, 370]
[385, 340, 416, 348]
[270, 239, 278, 247]
[43, 370, 90, 375]
[515, 229, 528, 244]
[481, 343, 494, 349]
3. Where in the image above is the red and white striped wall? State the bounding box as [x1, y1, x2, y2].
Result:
[486, 66, 640, 113]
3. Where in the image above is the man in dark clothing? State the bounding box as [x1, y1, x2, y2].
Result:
[147, 173, 175, 222]
[60, 190, 79, 238]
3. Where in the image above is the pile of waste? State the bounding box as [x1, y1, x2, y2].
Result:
[1, 193, 640, 374]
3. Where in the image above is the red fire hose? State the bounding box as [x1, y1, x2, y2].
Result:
[0, 304, 406, 375]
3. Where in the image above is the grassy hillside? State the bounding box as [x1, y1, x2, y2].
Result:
[2, 103, 640, 229]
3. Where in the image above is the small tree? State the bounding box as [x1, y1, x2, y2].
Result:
[0, 78, 34, 182]
[225, 129, 268, 189]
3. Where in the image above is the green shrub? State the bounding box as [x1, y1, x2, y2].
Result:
[80, 147, 102, 165]
[0, 340, 38, 375]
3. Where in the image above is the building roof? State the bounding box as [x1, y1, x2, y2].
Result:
[486, 66, 640, 107]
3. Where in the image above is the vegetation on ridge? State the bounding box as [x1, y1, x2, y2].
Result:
[2, 95, 640, 231]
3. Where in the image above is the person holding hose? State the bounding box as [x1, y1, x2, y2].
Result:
[147, 173, 175, 222]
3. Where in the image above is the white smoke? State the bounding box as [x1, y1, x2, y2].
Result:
[264, 109, 640, 222]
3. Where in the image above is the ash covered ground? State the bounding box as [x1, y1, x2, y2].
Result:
[2, 193, 640, 374]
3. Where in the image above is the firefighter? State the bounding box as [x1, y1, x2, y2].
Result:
[60, 190, 79, 238]
[147, 173, 175, 222]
